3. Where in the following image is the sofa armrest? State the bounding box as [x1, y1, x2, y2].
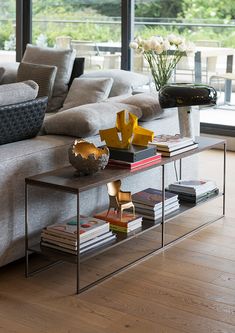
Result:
[0, 97, 48, 145]
[0, 62, 19, 85]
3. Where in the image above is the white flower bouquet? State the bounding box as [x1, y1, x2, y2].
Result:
[130, 34, 195, 91]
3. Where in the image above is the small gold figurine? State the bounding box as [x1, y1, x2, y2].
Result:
[106, 180, 135, 220]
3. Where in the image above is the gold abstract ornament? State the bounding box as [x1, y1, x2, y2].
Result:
[99, 110, 154, 149]
[68, 139, 109, 175]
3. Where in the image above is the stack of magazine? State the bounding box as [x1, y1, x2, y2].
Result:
[94, 210, 142, 233]
[150, 134, 198, 157]
[168, 179, 219, 203]
[132, 188, 179, 221]
[41, 216, 116, 255]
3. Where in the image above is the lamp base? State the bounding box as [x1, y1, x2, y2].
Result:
[178, 106, 195, 140]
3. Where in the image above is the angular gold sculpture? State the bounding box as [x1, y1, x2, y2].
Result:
[99, 110, 154, 149]
[106, 180, 135, 220]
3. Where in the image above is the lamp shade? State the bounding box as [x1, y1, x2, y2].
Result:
[159, 83, 217, 109]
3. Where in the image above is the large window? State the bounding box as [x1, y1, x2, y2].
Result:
[0, 0, 16, 62]
[32, 0, 122, 71]
[133, 0, 235, 87]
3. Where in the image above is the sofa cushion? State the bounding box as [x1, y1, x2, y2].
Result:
[43, 102, 142, 138]
[0, 62, 19, 84]
[120, 92, 163, 121]
[81, 69, 150, 97]
[22, 44, 76, 112]
[0, 80, 39, 107]
[17, 62, 57, 99]
[60, 77, 113, 111]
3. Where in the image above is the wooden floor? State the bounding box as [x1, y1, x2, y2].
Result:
[1, 149, 235, 333]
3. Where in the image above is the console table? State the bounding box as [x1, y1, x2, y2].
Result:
[25, 136, 226, 294]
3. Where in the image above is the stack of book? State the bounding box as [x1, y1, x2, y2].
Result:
[94, 210, 142, 233]
[132, 188, 179, 221]
[168, 179, 219, 203]
[41, 216, 116, 255]
[107, 145, 161, 171]
[150, 134, 198, 157]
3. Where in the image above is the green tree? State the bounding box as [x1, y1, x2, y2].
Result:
[135, 0, 182, 18]
[180, 0, 235, 20]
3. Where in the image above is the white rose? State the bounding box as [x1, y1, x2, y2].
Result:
[155, 44, 164, 54]
[149, 37, 160, 50]
[162, 40, 170, 51]
[129, 41, 139, 49]
[143, 40, 152, 51]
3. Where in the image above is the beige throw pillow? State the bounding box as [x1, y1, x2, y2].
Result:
[0, 80, 39, 106]
[81, 69, 150, 97]
[120, 92, 163, 121]
[60, 77, 114, 111]
[22, 44, 76, 111]
[17, 62, 57, 99]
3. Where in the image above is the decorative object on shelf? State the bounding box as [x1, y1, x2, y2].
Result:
[130, 34, 195, 91]
[106, 179, 135, 220]
[158, 83, 217, 139]
[68, 139, 109, 175]
[99, 110, 154, 149]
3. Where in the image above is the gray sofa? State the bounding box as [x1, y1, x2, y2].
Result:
[0, 51, 200, 267]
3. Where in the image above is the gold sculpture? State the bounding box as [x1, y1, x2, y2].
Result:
[99, 110, 154, 149]
[106, 180, 135, 220]
[68, 139, 109, 175]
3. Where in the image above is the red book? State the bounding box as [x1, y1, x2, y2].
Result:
[108, 154, 161, 170]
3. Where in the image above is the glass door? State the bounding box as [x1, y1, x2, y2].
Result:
[0, 0, 16, 62]
[32, 0, 122, 71]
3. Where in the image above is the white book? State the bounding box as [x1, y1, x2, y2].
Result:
[150, 135, 195, 151]
[169, 179, 217, 196]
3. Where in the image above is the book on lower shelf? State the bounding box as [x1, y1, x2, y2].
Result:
[167, 187, 219, 203]
[132, 188, 179, 208]
[40, 216, 116, 255]
[132, 188, 179, 221]
[94, 210, 143, 233]
[168, 179, 218, 197]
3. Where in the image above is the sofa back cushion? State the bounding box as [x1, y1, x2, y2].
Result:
[17, 62, 57, 99]
[60, 77, 113, 111]
[0, 80, 39, 107]
[81, 69, 150, 97]
[43, 102, 142, 138]
[22, 44, 76, 112]
[120, 92, 163, 121]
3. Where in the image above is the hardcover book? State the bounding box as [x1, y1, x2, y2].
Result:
[108, 154, 161, 170]
[45, 216, 110, 243]
[94, 210, 142, 233]
[132, 188, 178, 208]
[168, 179, 217, 196]
[108, 145, 157, 163]
[150, 134, 195, 151]
[158, 143, 198, 157]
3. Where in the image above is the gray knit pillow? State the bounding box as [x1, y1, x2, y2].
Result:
[0, 80, 39, 107]
[17, 62, 57, 99]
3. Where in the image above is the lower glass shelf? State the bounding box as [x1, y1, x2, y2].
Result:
[28, 191, 222, 264]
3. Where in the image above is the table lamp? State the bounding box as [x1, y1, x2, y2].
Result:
[158, 83, 217, 140]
